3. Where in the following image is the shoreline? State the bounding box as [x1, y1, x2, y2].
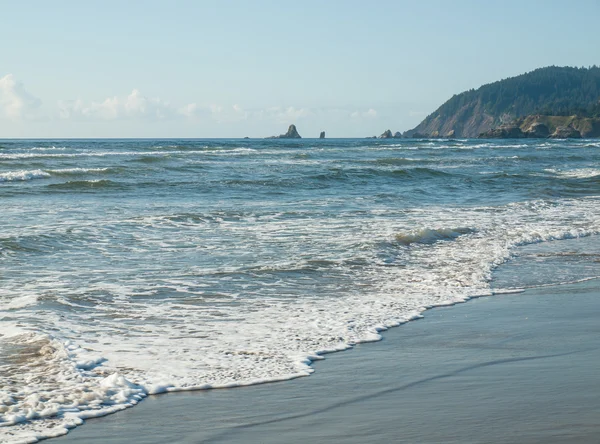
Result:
[53, 277, 600, 443]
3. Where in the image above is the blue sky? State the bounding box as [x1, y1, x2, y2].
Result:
[1, 0, 599, 138]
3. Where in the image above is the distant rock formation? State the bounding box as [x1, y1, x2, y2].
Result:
[393, 131, 403, 139]
[268, 124, 302, 139]
[379, 129, 393, 139]
[403, 129, 456, 139]
[319, 131, 325, 139]
[524, 122, 549, 138]
[366, 136, 377, 139]
[550, 125, 581, 139]
[479, 125, 525, 139]
[478, 116, 597, 139]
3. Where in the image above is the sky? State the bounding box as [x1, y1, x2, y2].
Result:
[1, 0, 599, 138]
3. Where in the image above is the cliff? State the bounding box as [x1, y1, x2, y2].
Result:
[479, 114, 600, 139]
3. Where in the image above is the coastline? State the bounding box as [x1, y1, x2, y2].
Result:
[54, 278, 600, 444]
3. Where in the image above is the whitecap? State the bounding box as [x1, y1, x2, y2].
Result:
[0, 170, 50, 182]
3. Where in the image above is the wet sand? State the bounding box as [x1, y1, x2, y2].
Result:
[55, 279, 600, 443]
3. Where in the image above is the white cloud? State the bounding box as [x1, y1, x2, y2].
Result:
[350, 108, 378, 119]
[54, 90, 383, 136]
[59, 89, 191, 121]
[254, 106, 312, 124]
[179, 102, 200, 118]
[0, 74, 41, 119]
[209, 103, 249, 123]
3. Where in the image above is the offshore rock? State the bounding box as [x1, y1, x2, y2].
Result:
[478, 125, 525, 139]
[549, 125, 582, 139]
[319, 131, 325, 139]
[393, 131, 403, 138]
[268, 124, 302, 139]
[379, 129, 393, 139]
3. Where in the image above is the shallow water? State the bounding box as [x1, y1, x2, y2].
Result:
[1, 138, 599, 442]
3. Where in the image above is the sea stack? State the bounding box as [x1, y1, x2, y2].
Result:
[268, 124, 302, 139]
[379, 129, 393, 139]
[319, 131, 325, 139]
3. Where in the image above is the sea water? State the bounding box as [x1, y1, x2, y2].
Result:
[1, 138, 599, 442]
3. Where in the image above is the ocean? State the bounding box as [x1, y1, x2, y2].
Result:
[1, 138, 599, 442]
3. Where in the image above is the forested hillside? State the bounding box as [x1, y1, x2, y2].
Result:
[408, 66, 600, 138]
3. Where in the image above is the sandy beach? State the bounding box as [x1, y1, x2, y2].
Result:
[54, 278, 600, 444]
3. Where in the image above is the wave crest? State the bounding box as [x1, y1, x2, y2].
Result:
[395, 227, 474, 246]
[0, 170, 50, 183]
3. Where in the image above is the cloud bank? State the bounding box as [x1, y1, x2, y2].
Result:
[0, 75, 399, 136]
[58, 89, 181, 120]
[0, 74, 41, 119]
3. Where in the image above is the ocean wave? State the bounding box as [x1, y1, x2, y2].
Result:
[46, 179, 122, 190]
[0, 230, 92, 256]
[547, 168, 600, 179]
[368, 157, 426, 166]
[29, 146, 69, 151]
[0, 169, 50, 182]
[395, 227, 474, 246]
[0, 331, 145, 437]
[0, 148, 260, 162]
[47, 167, 112, 176]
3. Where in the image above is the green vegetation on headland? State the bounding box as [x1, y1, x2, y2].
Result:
[405, 66, 600, 138]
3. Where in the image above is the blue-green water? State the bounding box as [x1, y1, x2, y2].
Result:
[1, 138, 599, 441]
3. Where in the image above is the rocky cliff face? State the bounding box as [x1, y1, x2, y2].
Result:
[479, 115, 600, 138]
[519, 115, 600, 138]
[407, 98, 500, 138]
